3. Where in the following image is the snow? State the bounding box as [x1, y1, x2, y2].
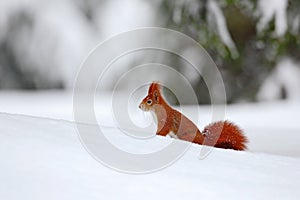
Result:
[0, 91, 299, 198]
[257, 58, 300, 102]
[0, 0, 157, 89]
[0, 0, 98, 88]
[257, 0, 288, 37]
[96, 0, 155, 40]
[0, 110, 300, 199]
[0, 90, 300, 158]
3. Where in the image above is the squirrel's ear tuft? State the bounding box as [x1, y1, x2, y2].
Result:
[148, 81, 161, 94]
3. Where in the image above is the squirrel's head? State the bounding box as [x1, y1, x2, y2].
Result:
[139, 82, 162, 111]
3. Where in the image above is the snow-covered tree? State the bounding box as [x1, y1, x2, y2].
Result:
[158, 0, 300, 103]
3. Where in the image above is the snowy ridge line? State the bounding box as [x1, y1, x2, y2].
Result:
[0, 111, 156, 135]
[0, 111, 111, 128]
[246, 126, 300, 134]
[1, 111, 300, 139]
[0, 111, 76, 125]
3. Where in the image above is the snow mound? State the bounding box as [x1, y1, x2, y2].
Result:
[0, 113, 299, 200]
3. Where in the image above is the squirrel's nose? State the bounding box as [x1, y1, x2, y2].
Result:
[139, 103, 144, 110]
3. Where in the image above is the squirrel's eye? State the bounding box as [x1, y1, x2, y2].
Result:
[146, 99, 152, 105]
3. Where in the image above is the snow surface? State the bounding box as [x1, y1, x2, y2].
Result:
[1, 112, 300, 199]
[0, 91, 300, 199]
[1, 90, 300, 157]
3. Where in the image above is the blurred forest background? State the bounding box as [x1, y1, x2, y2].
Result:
[0, 0, 299, 104]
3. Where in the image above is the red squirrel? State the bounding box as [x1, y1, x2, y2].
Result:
[139, 82, 248, 151]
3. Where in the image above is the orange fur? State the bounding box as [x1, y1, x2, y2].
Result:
[139, 82, 248, 151]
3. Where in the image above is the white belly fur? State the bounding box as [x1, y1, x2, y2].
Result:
[168, 132, 178, 139]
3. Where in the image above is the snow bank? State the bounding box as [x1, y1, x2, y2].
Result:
[0, 113, 299, 200]
[0, 91, 300, 158]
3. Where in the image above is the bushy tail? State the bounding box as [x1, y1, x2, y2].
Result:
[202, 121, 248, 151]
